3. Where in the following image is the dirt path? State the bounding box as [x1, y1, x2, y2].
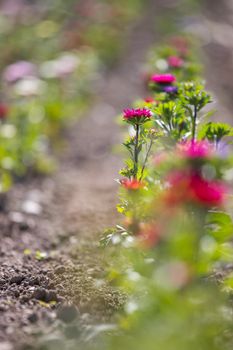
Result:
[0, 1, 160, 349]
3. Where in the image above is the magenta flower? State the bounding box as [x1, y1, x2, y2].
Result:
[150, 73, 176, 85]
[178, 140, 212, 159]
[3, 61, 37, 83]
[168, 56, 184, 68]
[189, 173, 225, 206]
[123, 108, 152, 124]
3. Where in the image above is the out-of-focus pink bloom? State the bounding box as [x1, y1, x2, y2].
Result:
[189, 173, 225, 206]
[123, 108, 152, 124]
[170, 36, 189, 57]
[168, 56, 184, 68]
[178, 140, 213, 159]
[150, 73, 176, 85]
[0, 104, 9, 120]
[40, 53, 79, 79]
[3, 61, 37, 83]
[1, 0, 25, 17]
[153, 152, 168, 166]
[121, 178, 145, 190]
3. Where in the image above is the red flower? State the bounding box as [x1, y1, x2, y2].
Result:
[0, 104, 9, 120]
[168, 56, 184, 68]
[121, 178, 144, 190]
[144, 97, 155, 103]
[165, 171, 225, 207]
[150, 73, 176, 85]
[123, 108, 152, 124]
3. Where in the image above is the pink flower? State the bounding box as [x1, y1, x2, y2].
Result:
[3, 61, 37, 83]
[168, 56, 184, 68]
[170, 36, 189, 57]
[123, 108, 152, 124]
[121, 178, 145, 190]
[178, 140, 213, 159]
[189, 174, 225, 206]
[150, 73, 176, 85]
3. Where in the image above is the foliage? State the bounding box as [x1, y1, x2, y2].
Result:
[100, 35, 233, 350]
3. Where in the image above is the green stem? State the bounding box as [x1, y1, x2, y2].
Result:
[192, 105, 197, 140]
[134, 124, 140, 179]
[139, 139, 153, 181]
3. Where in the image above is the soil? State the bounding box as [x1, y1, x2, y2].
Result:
[0, 1, 161, 349]
[1, 1, 233, 349]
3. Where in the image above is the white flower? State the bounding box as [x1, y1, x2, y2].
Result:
[14, 76, 46, 96]
[0, 124, 16, 138]
[155, 59, 168, 72]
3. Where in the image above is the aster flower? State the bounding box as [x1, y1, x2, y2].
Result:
[144, 97, 156, 103]
[150, 73, 176, 85]
[189, 173, 225, 206]
[123, 108, 152, 125]
[165, 171, 225, 207]
[121, 178, 144, 190]
[178, 140, 213, 159]
[168, 56, 184, 68]
[163, 86, 178, 94]
[3, 61, 37, 83]
[13, 77, 46, 97]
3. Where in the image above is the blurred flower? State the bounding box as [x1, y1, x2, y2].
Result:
[178, 140, 212, 159]
[3, 61, 37, 83]
[0, 124, 16, 138]
[150, 73, 176, 85]
[14, 77, 46, 97]
[155, 59, 169, 72]
[154, 261, 190, 290]
[163, 86, 178, 94]
[0, 104, 9, 120]
[123, 108, 152, 124]
[40, 52, 79, 79]
[121, 178, 144, 190]
[144, 97, 156, 103]
[170, 36, 189, 57]
[189, 173, 225, 206]
[168, 56, 184, 68]
[166, 171, 225, 207]
[153, 152, 169, 166]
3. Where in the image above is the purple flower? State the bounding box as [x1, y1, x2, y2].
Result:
[163, 86, 178, 94]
